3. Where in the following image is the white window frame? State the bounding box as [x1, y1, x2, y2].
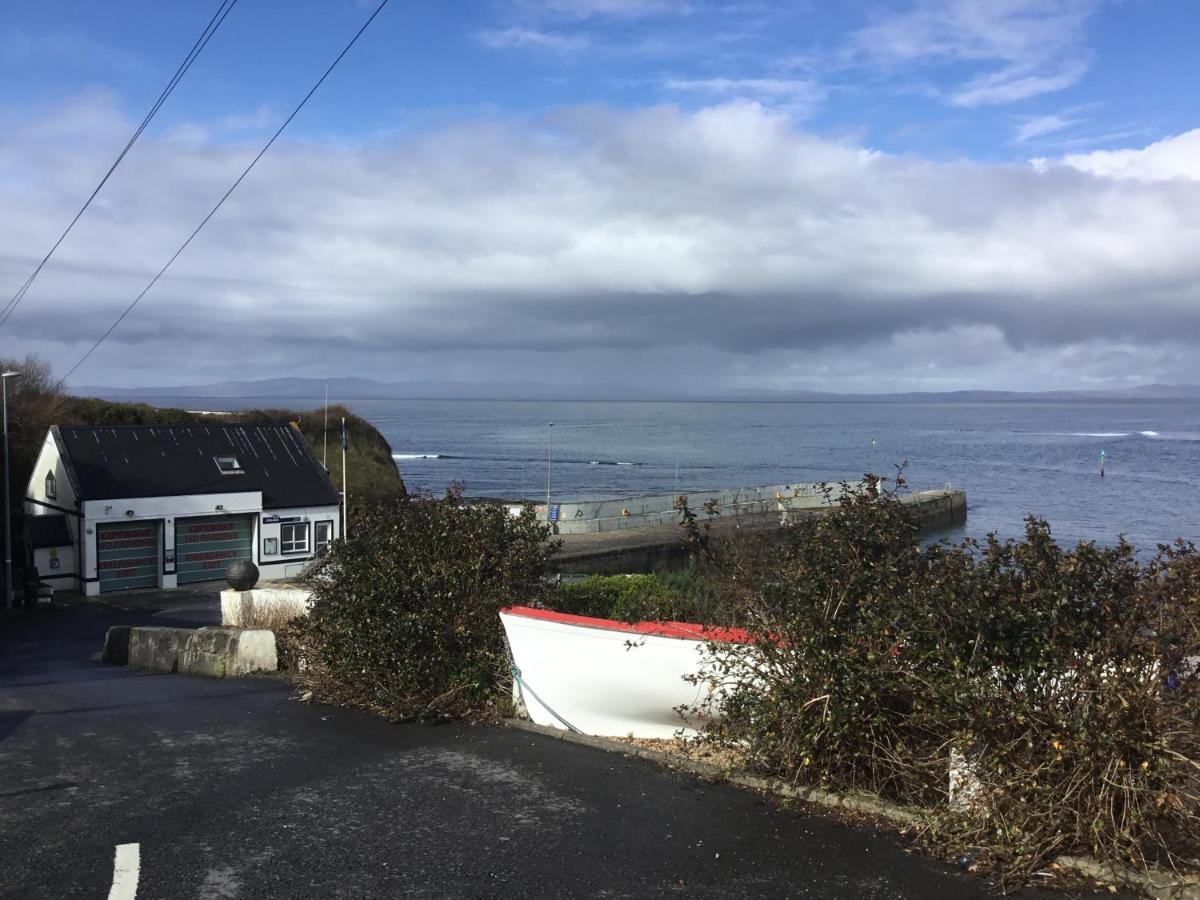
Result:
[314, 520, 334, 555]
[214, 455, 244, 475]
[279, 522, 310, 555]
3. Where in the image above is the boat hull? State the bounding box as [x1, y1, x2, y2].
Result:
[500, 606, 743, 739]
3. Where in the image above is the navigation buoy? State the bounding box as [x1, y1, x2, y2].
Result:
[1099, 449, 1106, 478]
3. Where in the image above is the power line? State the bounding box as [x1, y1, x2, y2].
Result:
[0, 0, 240, 331]
[63, 0, 391, 382]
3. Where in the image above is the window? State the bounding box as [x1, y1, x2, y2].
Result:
[280, 522, 309, 555]
[314, 520, 333, 555]
[214, 455, 244, 475]
[45, 471, 56, 500]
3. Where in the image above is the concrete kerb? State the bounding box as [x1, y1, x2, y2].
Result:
[105, 625, 277, 677]
[502, 718, 1200, 899]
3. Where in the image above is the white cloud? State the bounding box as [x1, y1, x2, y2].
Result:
[851, 0, 1098, 106]
[663, 78, 824, 115]
[513, 0, 693, 19]
[476, 27, 588, 51]
[1, 96, 1198, 391]
[1013, 112, 1082, 143]
[1051, 129, 1200, 181]
[951, 60, 1087, 107]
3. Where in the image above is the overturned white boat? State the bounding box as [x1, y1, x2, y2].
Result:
[500, 605, 753, 739]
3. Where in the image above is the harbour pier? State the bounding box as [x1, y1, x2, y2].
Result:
[537, 485, 967, 575]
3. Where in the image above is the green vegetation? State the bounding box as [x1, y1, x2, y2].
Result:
[550, 569, 726, 624]
[281, 491, 555, 721]
[685, 477, 1200, 882]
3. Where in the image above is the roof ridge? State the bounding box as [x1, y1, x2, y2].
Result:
[59, 422, 290, 431]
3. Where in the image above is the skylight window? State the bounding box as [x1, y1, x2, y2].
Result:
[214, 455, 244, 475]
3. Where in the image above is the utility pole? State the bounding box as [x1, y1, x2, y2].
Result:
[2, 371, 22, 611]
[323, 383, 329, 468]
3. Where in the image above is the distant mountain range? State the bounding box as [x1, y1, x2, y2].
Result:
[72, 377, 1200, 404]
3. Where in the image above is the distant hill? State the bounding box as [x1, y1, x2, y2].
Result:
[72, 377, 1200, 404]
[73, 377, 695, 403]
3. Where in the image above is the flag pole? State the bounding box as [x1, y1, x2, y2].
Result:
[341, 416, 348, 541]
[323, 384, 329, 468]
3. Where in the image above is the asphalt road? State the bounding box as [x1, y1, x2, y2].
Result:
[0, 592, 1116, 899]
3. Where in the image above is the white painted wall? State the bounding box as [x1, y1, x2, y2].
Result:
[33, 545, 76, 586]
[25, 431, 77, 512]
[24, 432, 80, 588]
[257, 505, 340, 582]
[79, 492, 262, 595]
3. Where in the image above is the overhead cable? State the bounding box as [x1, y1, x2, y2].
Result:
[0, 0, 241, 331]
[63, 0, 391, 381]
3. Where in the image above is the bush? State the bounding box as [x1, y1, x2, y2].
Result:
[690, 477, 1200, 881]
[281, 492, 554, 721]
[550, 569, 728, 624]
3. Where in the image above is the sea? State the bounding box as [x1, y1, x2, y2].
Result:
[143, 397, 1200, 552]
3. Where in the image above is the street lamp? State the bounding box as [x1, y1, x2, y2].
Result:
[545, 423, 554, 524]
[2, 370, 21, 611]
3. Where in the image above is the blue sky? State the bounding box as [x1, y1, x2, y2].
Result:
[6, 1, 1197, 158]
[1, 1, 1199, 392]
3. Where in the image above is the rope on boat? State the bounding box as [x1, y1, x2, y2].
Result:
[503, 630, 583, 734]
[510, 664, 583, 734]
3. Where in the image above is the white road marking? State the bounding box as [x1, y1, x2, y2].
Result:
[108, 843, 140, 900]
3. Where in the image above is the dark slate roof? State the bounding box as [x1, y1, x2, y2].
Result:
[27, 514, 73, 549]
[53, 423, 340, 510]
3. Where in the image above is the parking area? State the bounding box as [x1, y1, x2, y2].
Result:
[0, 593, 1118, 899]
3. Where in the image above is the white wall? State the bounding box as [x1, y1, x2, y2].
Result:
[24, 432, 81, 588]
[25, 431, 77, 513]
[32, 545, 76, 586]
[257, 505, 340, 582]
[80, 491, 262, 595]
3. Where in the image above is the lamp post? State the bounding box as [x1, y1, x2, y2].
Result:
[545, 422, 553, 523]
[3, 370, 21, 612]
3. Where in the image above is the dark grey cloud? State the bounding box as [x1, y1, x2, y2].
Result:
[1, 95, 1198, 391]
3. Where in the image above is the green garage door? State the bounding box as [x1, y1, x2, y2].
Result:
[175, 515, 253, 584]
[97, 522, 160, 593]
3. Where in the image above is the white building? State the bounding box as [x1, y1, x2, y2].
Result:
[24, 423, 341, 595]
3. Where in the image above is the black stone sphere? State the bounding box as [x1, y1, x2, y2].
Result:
[225, 560, 260, 591]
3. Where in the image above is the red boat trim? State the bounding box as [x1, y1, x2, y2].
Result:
[501, 605, 754, 645]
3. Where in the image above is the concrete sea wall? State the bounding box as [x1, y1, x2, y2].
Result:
[518, 482, 855, 535]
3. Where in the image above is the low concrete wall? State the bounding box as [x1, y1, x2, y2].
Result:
[552, 488, 967, 576]
[221, 587, 313, 628]
[520, 482, 854, 535]
[106, 625, 277, 676]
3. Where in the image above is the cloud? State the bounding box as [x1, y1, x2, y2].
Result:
[512, 0, 694, 19]
[476, 27, 588, 52]
[663, 77, 824, 115]
[1, 95, 1198, 391]
[951, 60, 1087, 107]
[1049, 129, 1200, 181]
[850, 0, 1098, 106]
[1013, 112, 1082, 144]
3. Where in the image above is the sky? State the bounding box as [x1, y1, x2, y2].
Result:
[1, 0, 1198, 394]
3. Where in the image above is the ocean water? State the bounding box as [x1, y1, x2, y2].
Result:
[144, 396, 1200, 551]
